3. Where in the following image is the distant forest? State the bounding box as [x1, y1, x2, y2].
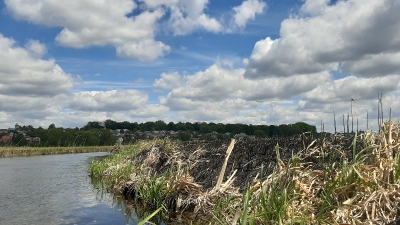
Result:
[4, 120, 317, 147]
[84, 119, 317, 137]
[82, 120, 317, 137]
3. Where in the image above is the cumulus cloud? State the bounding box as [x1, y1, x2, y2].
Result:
[130, 104, 169, 118]
[302, 75, 400, 104]
[5, 0, 267, 62]
[153, 72, 183, 90]
[0, 34, 73, 97]
[24, 39, 47, 57]
[160, 62, 329, 104]
[244, 0, 400, 78]
[5, 0, 168, 61]
[139, 0, 179, 9]
[168, 0, 222, 35]
[341, 52, 400, 77]
[69, 90, 148, 112]
[116, 39, 171, 62]
[232, 0, 266, 28]
[154, 61, 331, 124]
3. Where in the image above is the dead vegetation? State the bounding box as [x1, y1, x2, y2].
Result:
[91, 121, 400, 224]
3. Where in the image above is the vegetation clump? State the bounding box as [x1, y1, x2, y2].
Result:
[91, 121, 400, 224]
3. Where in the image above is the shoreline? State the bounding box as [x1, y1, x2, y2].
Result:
[0, 146, 112, 158]
[90, 126, 400, 224]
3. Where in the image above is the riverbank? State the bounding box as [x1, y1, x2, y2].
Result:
[91, 122, 400, 224]
[0, 146, 112, 158]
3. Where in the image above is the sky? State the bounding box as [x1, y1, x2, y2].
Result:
[0, 0, 400, 132]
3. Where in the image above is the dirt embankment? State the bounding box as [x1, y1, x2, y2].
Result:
[136, 134, 359, 190]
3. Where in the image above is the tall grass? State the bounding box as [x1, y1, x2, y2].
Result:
[91, 121, 400, 225]
[0, 146, 112, 157]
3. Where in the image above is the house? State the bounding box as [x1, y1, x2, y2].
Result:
[0, 129, 8, 133]
[30, 137, 41, 143]
[0, 135, 12, 143]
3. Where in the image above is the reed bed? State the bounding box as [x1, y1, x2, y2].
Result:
[0, 146, 112, 157]
[91, 121, 400, 224]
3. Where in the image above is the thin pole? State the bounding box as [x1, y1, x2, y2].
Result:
[378, 92, 380, 132]
[366, 109, 368, 131]
[357, 118, 358, 133]
[347, 113, 350, 134]
[351, 98, 354, 133]
[343, 114, 345, 133]
[321, 120, 323, 133]
[380, 90, 383, 123]
[333, 110, 337, 134]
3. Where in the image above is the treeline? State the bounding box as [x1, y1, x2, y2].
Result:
[10, 124, 114, 147]
[6, 120, 317, 147]
[83, 120, 317, 137]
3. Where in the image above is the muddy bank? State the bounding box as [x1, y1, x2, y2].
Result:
[135, 134, 360, 190]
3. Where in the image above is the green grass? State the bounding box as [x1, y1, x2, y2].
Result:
[0, 146, 112, 157]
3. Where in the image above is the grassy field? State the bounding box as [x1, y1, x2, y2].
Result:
[0, 146, 112, 158]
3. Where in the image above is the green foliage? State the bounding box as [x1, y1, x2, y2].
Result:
[6, 119, 317, 147]
[254, 130, 266, 138]
[11, 133, 28, 146]
[177, 131, 191, 141]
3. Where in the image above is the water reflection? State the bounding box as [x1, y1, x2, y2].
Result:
[89, 180, 165, 225]
[0, 153, 144, 225]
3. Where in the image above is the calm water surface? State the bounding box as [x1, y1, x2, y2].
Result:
[0, 153, 142, 225]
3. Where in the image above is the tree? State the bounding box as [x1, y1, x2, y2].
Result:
[254, 130, 266, 138]
[154, 120, 167, 131]
[178, 131, 191, 141]
[12, 133, 27, 146]
[199, 124, 212, 133]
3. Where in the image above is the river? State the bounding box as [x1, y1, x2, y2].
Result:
[0, 152, 142, 225]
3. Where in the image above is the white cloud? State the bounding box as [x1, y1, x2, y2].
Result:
[168, 1, 222, 35]
[232, 0, 266, 28]
[24, 39, 47, 57]
[130, 104, 169, 118]
[153, 72, 183, 90]
[69, 90, 148, 112]
[244, 0, 400, 78]
[5, 0, 169, 61]
[139, 0, 179, 9]
[116, 39, 171, 62]
[341, 52, 400, 77]
[160, 62, 329, 104]
[302, 75, 400, 104]
[0, 34, 74, 97]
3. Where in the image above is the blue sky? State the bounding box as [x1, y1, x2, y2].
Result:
[0, 0, 399, 131]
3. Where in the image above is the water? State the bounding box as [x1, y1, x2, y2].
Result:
[0, 153, 143, 225]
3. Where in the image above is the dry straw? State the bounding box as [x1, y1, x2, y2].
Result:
[93, 121, 400, 224]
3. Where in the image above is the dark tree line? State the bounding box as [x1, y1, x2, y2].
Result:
[9, 124, 114, 147]
[84, 120, 317, 137]
[4, 120, 317, 147]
